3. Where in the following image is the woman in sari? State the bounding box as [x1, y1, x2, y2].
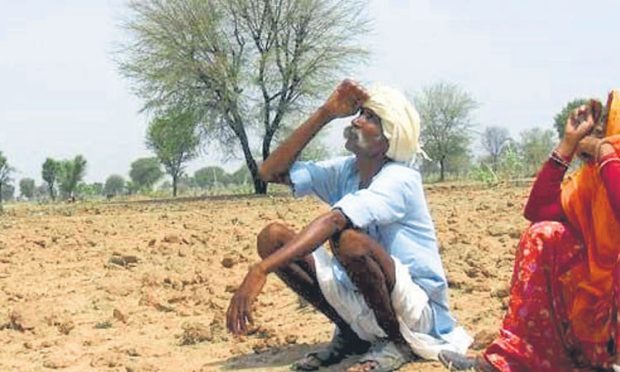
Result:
[439, 90, 620, 371]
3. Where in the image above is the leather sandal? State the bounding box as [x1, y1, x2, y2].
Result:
[291, 327, 370, 371]
[349, 339, 416, 372]
[438, 350, 478, 371]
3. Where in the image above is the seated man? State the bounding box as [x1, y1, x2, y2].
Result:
[226, 79, 471, 372]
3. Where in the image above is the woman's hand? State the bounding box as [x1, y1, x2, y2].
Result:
[576, 136, 602, 162]
[321, 79, 369, 120]
[577, 137, 616, 163]
[226, 264, 267, 336]
[557, 105, 597, 158]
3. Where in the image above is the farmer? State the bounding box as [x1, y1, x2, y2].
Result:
[226, 79, 471, 371]
[439, 91, 620, 371]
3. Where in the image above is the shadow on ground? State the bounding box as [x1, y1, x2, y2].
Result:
[201, 341, 367, 371]
[202, 342, 443, 371]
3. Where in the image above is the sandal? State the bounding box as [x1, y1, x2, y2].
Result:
[291, 327, 370, 371]
[349, 339, 416, 372]
[438, 350, 478, 371]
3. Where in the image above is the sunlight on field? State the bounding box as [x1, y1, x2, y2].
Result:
[0, 184, 530, 371]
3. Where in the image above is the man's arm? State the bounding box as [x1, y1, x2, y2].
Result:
[226, 209, 349, 335]
[259, 79, 369, 185]
[257, 210, 349, 273]
[258, 107, 333, 185]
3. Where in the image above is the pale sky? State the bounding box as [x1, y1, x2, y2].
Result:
[1, 0, 619, 185]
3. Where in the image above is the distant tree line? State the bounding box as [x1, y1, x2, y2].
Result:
[1, 154, 255, 203]
[0, 84, 596, 204]
[410, 82, 595, 184]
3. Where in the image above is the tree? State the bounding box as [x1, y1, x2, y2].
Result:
[76, 182, 104, 197]
[519, 127, 556, 176]
[58, 155, 87, 198]
[194, 166, 230, 189]
[19, 178, 36, 200]
[481, 126, 511, 171]
[147, 111, 200, 197]
[129, 157, 163, 191]
[553, 98, 588, 139]
[0, 152, 14, 208]
[35, 184, 49, 200]
[42, 158, 60, 201]
[118, 0, 369, 194]
[230, 165, 251, 185]
[176, 175, 195, 196]
[1, 184, 15, 203]
[104, 175, 126, 197]
[278, 122, 331, 162]
[443, 147, 473, 178]
[415, 82, 478, 181]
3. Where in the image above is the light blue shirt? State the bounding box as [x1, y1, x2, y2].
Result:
[289, 155, 456, 338]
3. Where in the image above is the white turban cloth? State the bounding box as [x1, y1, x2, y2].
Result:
[362, 84, 422, 163]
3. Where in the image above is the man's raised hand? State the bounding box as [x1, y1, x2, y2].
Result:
[321, 79, 369, 120]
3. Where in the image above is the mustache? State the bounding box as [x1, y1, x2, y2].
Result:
[343, 126, 359, 140]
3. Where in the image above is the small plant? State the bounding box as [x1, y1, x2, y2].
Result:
[498, 146, 524, 180]
[470, 163, 498, 186]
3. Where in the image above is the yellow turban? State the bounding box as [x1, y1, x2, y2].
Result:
[362, 84, 422, 163]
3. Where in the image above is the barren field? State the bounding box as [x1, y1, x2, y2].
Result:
[0, 183, 531, 371]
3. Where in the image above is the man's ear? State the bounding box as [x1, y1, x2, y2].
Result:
[380, 137, 389, 155]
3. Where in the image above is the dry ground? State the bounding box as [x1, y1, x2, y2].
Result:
[0, 183, 531, 371]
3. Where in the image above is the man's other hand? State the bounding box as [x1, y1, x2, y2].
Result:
[322, 79, 369, 120]
[226, 264, 267, 336]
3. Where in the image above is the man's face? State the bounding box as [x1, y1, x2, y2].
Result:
[343, 108, 388, 157]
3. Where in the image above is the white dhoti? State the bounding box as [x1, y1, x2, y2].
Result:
[312, 246, 472, 360]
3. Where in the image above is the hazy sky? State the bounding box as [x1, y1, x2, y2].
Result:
[1, 0, 619, 185]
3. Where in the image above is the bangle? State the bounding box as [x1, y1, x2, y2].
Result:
[599, 157, 620, 173]
[550, 150, 570, 169]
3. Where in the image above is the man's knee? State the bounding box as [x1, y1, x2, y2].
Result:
[334, 228, 371, 264]
[257, 222, 291, 259]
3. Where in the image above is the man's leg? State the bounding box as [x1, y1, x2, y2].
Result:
[333, 228, 413, 372]
[333, 228, 403, 343]
[257, 222, 348, 328]
[257, 222, 370, 370]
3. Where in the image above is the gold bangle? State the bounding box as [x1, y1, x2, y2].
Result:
[550, 150, 570, 168]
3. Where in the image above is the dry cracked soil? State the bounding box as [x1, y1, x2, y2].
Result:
[0, 183, 531, 371]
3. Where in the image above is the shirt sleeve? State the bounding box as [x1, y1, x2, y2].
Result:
[289, 157, 351, 204]
[333, 168, 413, 228]
[523, 158, 567, 222]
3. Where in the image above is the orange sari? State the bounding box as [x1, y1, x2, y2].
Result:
[560, 91, 620, 344]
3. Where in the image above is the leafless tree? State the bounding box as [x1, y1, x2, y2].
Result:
[481, 126, 511, 171]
